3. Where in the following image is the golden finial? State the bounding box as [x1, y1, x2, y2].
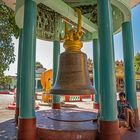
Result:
[62, 8, 83, 52]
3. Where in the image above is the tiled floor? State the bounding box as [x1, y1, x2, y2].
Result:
[0, 94, 140, 140]
[0, 119, 17, 140]
[121, 126, 140, 140]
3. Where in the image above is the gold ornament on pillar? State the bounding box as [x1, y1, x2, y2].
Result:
[50, 8, 95, 95]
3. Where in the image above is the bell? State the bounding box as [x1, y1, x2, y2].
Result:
[50, 8, 95, 95]
[50, 51, 94, 95]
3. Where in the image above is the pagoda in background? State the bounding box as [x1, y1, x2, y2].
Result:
[88, 59, 140, 91]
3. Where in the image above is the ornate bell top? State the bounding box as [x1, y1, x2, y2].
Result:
[62, 9, 83, 52]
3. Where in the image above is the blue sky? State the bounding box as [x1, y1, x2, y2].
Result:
[5, 4, 140, 76]
[114, 4, 140, 60]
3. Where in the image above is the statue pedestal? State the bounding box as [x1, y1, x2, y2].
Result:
[37, 109, 98, 140]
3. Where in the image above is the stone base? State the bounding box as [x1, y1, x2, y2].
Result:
[93, 102, 99, 109]
[15, 108, 19, 126]
[37, 109, 98, 140]
[52, 103, 61, 109]
[134, 108, 140, 127]
[37, 129, 98, 140]
[18, 118, 36, 140]
[99, 120, 120, 140]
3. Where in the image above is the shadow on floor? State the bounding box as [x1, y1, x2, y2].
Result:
[0, 119, 17, 140]
[0, 115, 140, 140]
[121, 126, 140, 140]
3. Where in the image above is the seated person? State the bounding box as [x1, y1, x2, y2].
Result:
[117, 92, 136, 132]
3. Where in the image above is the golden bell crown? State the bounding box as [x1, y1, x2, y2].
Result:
[62, 8, 83, 52]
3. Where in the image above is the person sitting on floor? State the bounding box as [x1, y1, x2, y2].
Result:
[117, 91, 136, 132]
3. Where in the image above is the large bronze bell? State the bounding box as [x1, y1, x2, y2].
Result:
[50, 9, 95, 95]
[50, 51, 94, 95]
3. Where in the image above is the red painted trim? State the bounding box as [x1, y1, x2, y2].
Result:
[93, 102, 99, 109]
[52, 103, 61, 109]
[99, 120, 120, 140]
[18, 118, 36, 140]
[64, 95, 93, 102]
[65, 95, 70, 102]
[0, 91, 9, 94]
[91, 95, 94, 101]
[80, 95, 83, 101]
[7, 103, 16, 110]
[15, 107, 19, 125]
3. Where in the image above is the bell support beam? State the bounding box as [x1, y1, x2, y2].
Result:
[15, 30, 23, 125]
[18, 0, 37, 139]
[130, 0, 140, 8]
[122, 21, 139, 126]
[97, 0, 120, 140]
[93, 39, 100, 109]
[52, 40, 61, 109]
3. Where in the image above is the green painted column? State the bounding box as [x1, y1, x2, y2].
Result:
[122, 21, 137, 109]
[18, 0, 37, 139]
[52, 40, 61, 109]
[15, 30, 23, 125]
[93, 39, 100, 109]
[122, 21, 139, 125]
[97, 0, 120, 139]
[98, 0, 117, 121]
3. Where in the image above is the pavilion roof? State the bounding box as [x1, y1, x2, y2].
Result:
[2, 0, 140, 11]
[2, 0, 15, 11]
[131, 0, 140, 8]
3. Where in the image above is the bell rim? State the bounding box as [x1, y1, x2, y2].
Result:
[50, 88, 95, 95]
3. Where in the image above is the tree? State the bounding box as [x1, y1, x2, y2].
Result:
[134, 53, 140, 74]
[36, 62, 44, 70]
[0, 75, 12, 88]
[0, 2, 20, 83]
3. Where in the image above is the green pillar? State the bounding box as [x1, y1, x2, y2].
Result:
[93, 39, 100, 109]
[15, 30, 23, 125]
[122, 21, 139, 125]
[97, 0, 120, 139]
[122, 21, 137, 109]
[18, 0, 37, 139]
[52, 40, 61, 109]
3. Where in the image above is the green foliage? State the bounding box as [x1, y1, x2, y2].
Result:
[36, 62, 44, 70]
[134, 53, 140, 74]
[0, 2, 19, 38]
[0, 2, 20, 79]
[0, 75, 12, 87]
